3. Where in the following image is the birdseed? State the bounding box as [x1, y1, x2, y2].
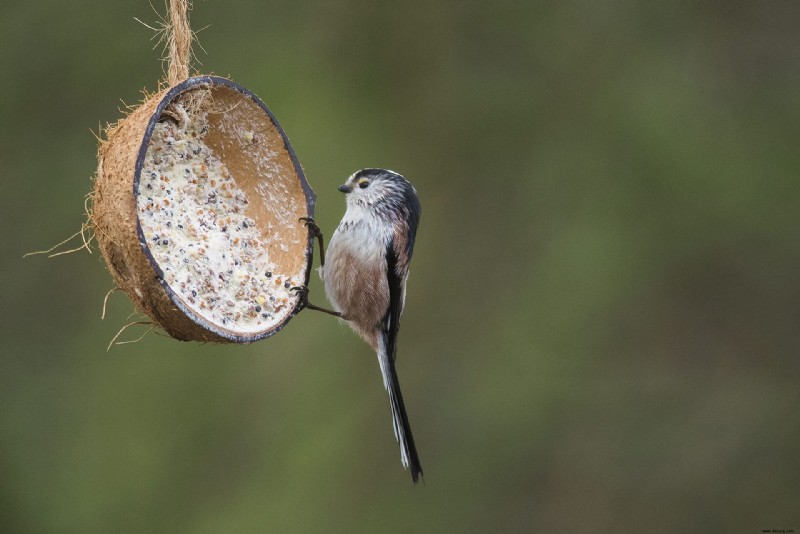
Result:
[136, 105, 296, 333]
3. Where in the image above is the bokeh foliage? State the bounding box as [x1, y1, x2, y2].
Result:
[2, 1, 799, 532]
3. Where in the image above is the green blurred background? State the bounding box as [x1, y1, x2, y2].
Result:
[2, 1, 799, 532]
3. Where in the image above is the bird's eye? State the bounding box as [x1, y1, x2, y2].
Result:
[358, 180, 370, 189]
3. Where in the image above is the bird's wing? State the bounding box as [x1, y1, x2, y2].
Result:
[384, 240, 403, 363]
[384, 200, 420, 360]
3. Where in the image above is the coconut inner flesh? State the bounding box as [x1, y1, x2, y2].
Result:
[136, 90, 303, 334]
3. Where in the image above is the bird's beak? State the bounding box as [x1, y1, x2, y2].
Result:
[337, 183, 352, 193]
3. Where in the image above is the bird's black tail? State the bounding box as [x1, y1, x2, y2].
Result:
[377, 341, 423, 483]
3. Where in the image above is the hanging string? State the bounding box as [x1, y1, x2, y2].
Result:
[167, 0, 192, 84]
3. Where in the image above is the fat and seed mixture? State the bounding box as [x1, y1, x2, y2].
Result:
[136, 105, 297, 333]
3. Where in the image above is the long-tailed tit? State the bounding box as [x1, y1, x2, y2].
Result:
[295, 168, 423, 483]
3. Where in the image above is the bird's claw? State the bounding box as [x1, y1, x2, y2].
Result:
[290, 285, 343, 318]
[290, 285, 310, 308]
[299, 217, 322, 239]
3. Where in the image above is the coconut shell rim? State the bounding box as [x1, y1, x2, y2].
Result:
[133, 75, 316, 343]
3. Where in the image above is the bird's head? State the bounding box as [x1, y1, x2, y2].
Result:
[338, 168, 411, 206]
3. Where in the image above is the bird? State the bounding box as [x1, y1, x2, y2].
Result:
[295, 168, 423, 483]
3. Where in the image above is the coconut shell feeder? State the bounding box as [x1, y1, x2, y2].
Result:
[92, 2, 314, 343]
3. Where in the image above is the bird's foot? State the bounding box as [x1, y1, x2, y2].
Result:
[299, 217, 328, 267]
[290, 285, 310, 306]
[291, 285, 343, 318]
[299, 217, 322, 239]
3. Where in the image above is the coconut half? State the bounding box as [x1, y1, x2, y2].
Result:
[93, 76, 315, 343]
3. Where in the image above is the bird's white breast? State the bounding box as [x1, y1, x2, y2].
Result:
[321, 204, 394, 323]
[331, 204, 393, 264]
